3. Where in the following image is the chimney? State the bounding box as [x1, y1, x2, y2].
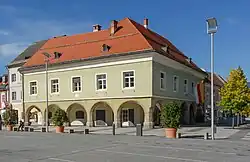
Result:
[110, 20, 118, 35]
[144, 18, 149, 29]
[93, 24, 102, 32]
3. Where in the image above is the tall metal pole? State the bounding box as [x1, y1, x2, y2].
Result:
[45, 60, 49, 132]
[211, 33, 215, 140]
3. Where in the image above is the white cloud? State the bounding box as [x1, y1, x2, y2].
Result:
[0, 30, 9, 36]
[0, 5, 94, 58]
[0, 42, 29, 57]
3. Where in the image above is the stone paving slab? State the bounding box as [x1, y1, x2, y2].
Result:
[0, 131, 250, 162]
[0, 125, 243, 140]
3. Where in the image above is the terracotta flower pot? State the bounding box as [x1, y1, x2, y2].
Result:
[7, 125, 13, 131]
[56, 126, 64, 133]
[165, 128, 177, 138]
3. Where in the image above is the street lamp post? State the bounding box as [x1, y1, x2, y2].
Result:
[206, 18, 218, 140]
[42, 52, 51, 133]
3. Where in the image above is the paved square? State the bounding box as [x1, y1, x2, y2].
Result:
[0, 131, 250, 162]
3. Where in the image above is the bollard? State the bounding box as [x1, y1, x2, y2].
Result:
[41, 127, 46, 132]
[24, 127, 29, 132]
[29, 127, 34, 132]
[14, 127, 18, 131]
[176, 133, 181, 139]
[204, 132, 209, 140]
[136, 124, 143, 136]
[84, 129, 89, 134]
[112, 123, 115, 135]
[69, 129, 74, 134]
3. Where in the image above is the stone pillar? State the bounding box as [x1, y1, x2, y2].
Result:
[86, 110, 93, 127]
[113, 110, 121, 128]
[143, 109, 153, 129]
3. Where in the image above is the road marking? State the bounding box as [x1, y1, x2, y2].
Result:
[95, 149, 207, 162]
[49, 157, 75, 162]
[133, 143, 236, 155]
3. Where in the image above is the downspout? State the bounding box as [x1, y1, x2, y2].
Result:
[22, 72, 25, 121]
[5, 65, 10, 108]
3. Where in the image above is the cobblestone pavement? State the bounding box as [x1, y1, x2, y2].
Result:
[0, 131, 250, 162]
[3, 124, 250, 140]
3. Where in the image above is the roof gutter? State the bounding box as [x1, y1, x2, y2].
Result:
[19, 49, 154, 74]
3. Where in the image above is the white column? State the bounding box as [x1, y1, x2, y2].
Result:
[86, 110, 93, 127]
[143, 109, 153, 129]
[113, 110, 121, 128]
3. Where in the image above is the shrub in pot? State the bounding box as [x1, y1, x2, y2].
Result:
[161, 101, 181, 138]
[51, 108, 68, 133]
[2, 110, 15, 131]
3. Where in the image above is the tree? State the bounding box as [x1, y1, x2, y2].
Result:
[218, 67, 250, 126]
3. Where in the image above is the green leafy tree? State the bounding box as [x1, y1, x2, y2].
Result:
[219, 67, 250, 123]
[161, 102, 181, 128]
[2, 109, 15, 126]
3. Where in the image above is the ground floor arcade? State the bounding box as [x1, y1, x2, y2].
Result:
[24, 97, 200, 128]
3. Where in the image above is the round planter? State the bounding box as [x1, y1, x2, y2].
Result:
[165, 128, 177, 138]
[56, 126, 64, 133]
[7, 125, 13, 131]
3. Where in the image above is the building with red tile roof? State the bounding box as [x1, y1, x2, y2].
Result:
[19, 18, 207, 128]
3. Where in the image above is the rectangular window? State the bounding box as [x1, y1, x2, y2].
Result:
[191, 82, 195, 94]
[173, 76, 179, 92]
[184, 79, 188, 94]
[123, 71, 135, 88]
[30, 81, 37, 95]
[12, 91, 16, 100]
[96, 74, 107, 90]
[160, 71, 166, 90]
[11, 74, 16, 82]
[72, 77, 81, 92]
[51, 79, 59, 93]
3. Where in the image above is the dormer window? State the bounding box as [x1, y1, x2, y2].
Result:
[54, 52, 62, 59]
[25, 56, 31, 60]
[102, 44, 110, 52]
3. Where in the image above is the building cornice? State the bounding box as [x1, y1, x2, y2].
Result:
[19, 49, 154, 74]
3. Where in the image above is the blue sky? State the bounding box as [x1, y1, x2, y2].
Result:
[0, 0, 249, 80]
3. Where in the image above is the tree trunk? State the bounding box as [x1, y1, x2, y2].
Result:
[241, 114, 243, 124]
[232, 115, 235, 129]
[237, 113, 240, 127]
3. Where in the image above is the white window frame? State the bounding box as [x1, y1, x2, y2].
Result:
[50, 78, 60, 94]
[160, 71, 166, 90]
[184, 79, 188, 94]
[29, 80, 38, 96]
[20, 73, 22, 82]
[95, 73, 107, 91]
[71, 76, 82, 93]
[12, 91, 16, 101]
[11, 73, 16, 82]
[173, 75, 179, 92]
[122, 70, 135, 89]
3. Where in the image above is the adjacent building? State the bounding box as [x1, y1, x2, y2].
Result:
[0, 74, 9, 114]
[19, 18, 207, 128]
[7, 40, 47, 121]
[204, 72, 226, 122]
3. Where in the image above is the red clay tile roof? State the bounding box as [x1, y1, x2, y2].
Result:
[207, 73, 225, 87]
[23, 17, 203, 73]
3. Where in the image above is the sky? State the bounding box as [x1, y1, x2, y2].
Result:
[0, 0, 249, 80]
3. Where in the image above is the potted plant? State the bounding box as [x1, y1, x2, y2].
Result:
[161, 101, 181, 138]
[2, 110, 14, 131]
[51, 108, 68, 133]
